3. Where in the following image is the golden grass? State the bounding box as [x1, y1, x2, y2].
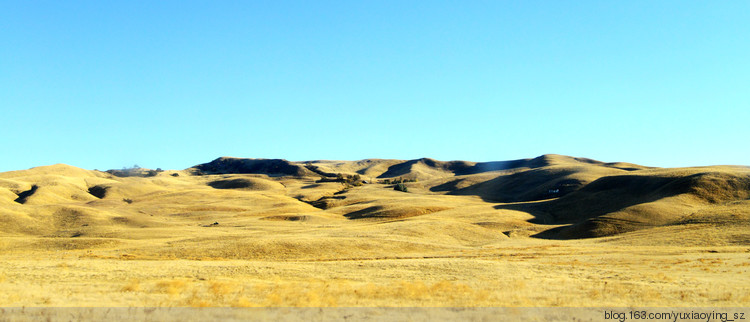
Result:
[121, 280, 141, 292]
[0, 156, 748, 307]
[0, 246, 749, 307]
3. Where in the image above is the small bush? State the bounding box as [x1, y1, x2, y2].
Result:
[123, 198, 133, 204]
[394, 183, 408, 192]
[106, 165, 164, 178]
[320, 174, 364, 186]
[380, 177, 417, 184]
[88, 185, 107, 199]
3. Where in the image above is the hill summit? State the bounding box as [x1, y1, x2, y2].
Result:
[0, 154, 748, 242]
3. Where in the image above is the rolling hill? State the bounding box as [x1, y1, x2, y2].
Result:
[1, 154, 749, 308]
[0, 154, 747, 243]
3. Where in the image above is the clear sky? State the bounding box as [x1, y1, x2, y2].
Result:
[1, 1, 748, 171]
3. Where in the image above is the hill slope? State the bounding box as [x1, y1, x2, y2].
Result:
[2, 155, 749, 309]
[0, 155, 748, 243]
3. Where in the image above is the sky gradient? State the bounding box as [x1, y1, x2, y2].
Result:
[1, 1, 748, 171]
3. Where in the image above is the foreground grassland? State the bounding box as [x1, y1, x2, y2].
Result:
[1, 242, 748, 307]
[1, 155, 749, 307]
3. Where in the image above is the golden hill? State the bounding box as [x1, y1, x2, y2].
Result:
[1, 155, 748, 242]
[1, 155, 749, 308]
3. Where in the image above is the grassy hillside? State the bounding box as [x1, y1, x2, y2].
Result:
[0, 155, 748, 307]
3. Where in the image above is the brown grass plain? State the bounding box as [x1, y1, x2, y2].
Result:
[0, 154, 749, 309]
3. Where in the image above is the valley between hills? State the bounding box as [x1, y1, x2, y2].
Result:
[1, 154, 749, 308]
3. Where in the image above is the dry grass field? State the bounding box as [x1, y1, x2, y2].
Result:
[1, 154, 749, 310]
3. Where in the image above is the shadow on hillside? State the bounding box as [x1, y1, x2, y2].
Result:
[208, 179, 254, 189]
[14, 185, 38, 204]
[432, 168, 584, 203]
[493, 174, 710, 239]
[377, 157, 549, 179]
[343, 206, 383, 220]
[195, 158, 308, 176]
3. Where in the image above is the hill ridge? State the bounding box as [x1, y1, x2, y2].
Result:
[1, 154, 748, 240]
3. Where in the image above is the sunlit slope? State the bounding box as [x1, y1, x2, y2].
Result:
[0, 155, 748, 256]
[500, 166, 750, 238]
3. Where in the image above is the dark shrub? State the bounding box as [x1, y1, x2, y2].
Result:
[394, 183, 408, 192]
[88, 185, 107, 199]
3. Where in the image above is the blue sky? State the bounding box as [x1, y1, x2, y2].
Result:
[1, 1, 748, 171]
